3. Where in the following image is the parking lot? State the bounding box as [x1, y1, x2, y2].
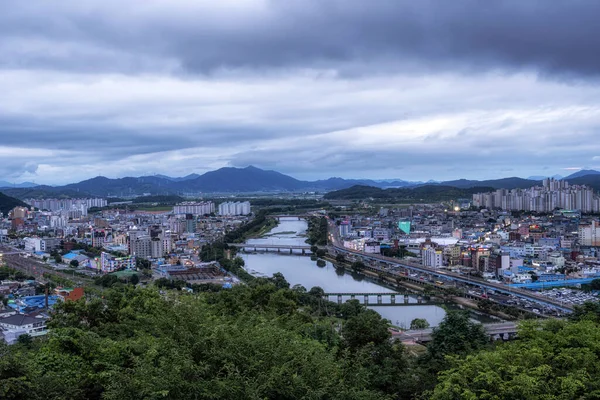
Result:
[538, 288, 599, 306]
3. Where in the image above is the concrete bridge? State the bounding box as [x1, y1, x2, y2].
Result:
[323, 292, 435, 305]
[227, 243, 312, 254]
[269, 214, 313, 221]
[399, 321, 519, 343]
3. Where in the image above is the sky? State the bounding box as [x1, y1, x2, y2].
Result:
[2, 0, 600, 185]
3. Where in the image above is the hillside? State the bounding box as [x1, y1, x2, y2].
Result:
[0, 191, 29, 214]
[564, 169, 600, 180]
[438, 177, 539, 189]
[565, 175, 600, 191]
[324, 184, 495, 202]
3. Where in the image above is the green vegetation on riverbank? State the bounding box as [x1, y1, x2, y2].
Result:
[306, 216, 328, 246]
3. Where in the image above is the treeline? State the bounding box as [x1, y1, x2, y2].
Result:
[3, 273, 600, 398]
[0, 275, 485, 399]
[106, 195, 185, 204]
[324, 184, 495, 202]
[306, 216, 328, 246]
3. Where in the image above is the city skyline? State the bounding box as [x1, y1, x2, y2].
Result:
[2, 1, 600, 184]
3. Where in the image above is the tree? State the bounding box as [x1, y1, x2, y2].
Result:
[410, 318, 430, 330]
[342, 309, 391, 350]
[16, 333, 32, 347]
[431, 320, 600, 399]
[270, 272, 290, 290]
[130, 274, 139, 285]
[427, 311, 488, 360]
[351, 261, 366, 271]
[308, 286, 325, 298]
[54, 254, 62, 263]
[335, 254, 346, 263]
[69, 260, 79, 268]
[590, 278, 600, 291]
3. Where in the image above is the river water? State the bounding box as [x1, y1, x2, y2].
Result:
[242, 218, 490, 328]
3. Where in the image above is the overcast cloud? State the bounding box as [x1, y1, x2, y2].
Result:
[1, 0, 600, 184]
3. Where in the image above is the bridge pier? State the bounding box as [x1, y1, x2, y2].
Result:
[290, 248, 293, 254]
[302, 249, 305, 255]
[277, 248, 280, 253]
[391, 294, 395, 304]
[417, 296, 422, 304]
[404, 294, 409, 303]
[377, 294, 382, 304]
[364, 295, 369, 305]
[338, 295, 342, 304]
[350, 294, 355, 300]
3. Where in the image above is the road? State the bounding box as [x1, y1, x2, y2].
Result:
[327, 222, 573, 313]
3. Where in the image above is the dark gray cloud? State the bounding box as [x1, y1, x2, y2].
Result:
[2, 1, 600, 78]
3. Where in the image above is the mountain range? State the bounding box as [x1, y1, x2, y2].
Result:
[3, 166, 600, 199]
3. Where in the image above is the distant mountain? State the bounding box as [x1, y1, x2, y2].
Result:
[176, 166, 305, 192]
[5, 167, 590, 200]
[527, 175, 563, 180]
[324, 184, 495, 202]
[0, 192, 28, 214]
[153, 173, 202, 182]
[564, 175, 600, 191]
[436, 177, 539, 190]
[563, 169, 600, 180]
[0, 181, 38, 188]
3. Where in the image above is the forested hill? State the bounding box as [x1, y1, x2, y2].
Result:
[323, 184, 495, 202]
[0, 191, 28, 214]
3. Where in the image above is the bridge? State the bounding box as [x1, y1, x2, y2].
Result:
[399, 321, 519, 343]
[269, 214, 313, 221]
[323, 292, 436, 306]
[227, 243, 312, 254]
[328, 223, 573, 313]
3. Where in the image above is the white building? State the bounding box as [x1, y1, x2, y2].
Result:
[422, 247, 443, 268]
[0, 314, 48, 344]
[173, 202, 215, 215]
[579, 220, 600, 246]
[218, 201, 251, 216]
[364, 241, 380, 254]
[23, 237, 42, 252]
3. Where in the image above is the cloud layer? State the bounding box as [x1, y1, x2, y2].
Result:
[1, 0, 600, 184]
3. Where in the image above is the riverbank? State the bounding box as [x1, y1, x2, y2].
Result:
[245, 218, 279, 239]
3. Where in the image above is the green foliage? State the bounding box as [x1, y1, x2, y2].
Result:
[335, 253, 346, 263]
[0, 283, 410, 399]
[590, 278, 600, 291]
[351, 261, 366, 271]
[69, 260, 79, 268]
[431, 319, 600, 399]
[306, 216, 328, 246]
[410, 318, 430, 330]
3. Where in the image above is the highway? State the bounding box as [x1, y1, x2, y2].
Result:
[327, 222, 573, 313]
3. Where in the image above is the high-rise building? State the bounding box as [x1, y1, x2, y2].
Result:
[218, 201, 251, 216]
[579, 220, 600, 246]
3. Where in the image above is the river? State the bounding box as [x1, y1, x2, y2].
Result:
[241, 218, 493, 328]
